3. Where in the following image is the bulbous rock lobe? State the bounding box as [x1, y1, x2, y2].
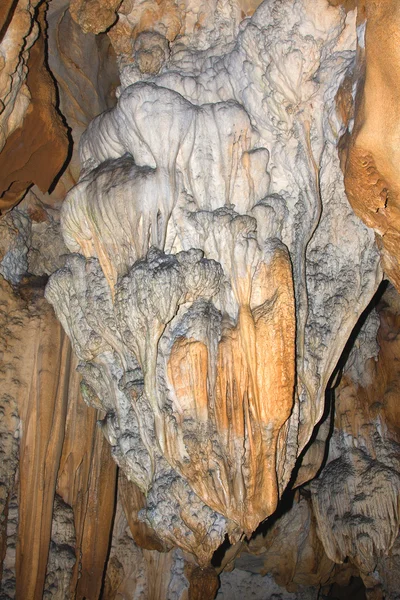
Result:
[46, 0, 383, 567]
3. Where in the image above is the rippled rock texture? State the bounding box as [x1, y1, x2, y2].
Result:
[46, 0, 381, 566]
[0, 1, 69, 213]
[1, 0, 400, 598]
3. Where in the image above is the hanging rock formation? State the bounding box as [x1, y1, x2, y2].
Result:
[1, 0, 400, 598]
[46, 0, 381, 567]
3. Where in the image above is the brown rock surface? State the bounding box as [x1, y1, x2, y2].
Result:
[69, 0, 122, 34]
[0, 275, 71, 600]
[0, 0, 39, 151]
[2, 0, 400, 597]
[0, 1, 18, 42]
[344, 0, 400, 291]
[311, 284, 400, 596]
[244, 493, 359, 594]
[74, 426, 117, 600]
[46, 0, 119, 198]
[0, 278, 22, 584]
[56, 355, 118, 599]
[106, 0, 263, 66]
[188, 566, 219, 600]
[103, 499, 189, 599]
[118, 470, 166, 551]
[335, 285, 400, 443]
[0, 273, 118, 599]
[0, 3, 69, 214]
[166, 245, 295, 534]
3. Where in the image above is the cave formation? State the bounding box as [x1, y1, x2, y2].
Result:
[1, 0, 400, 598]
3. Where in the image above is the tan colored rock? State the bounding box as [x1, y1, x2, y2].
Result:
[344, 0, 400, 291]
[57, 400, 117, 600]
[47, 0, 382, 568]
[55, 353, 114, 599]
[328, 0, 356, 9]
[0, 275, 71, 600]
[6, 0, 400, 595]
[0, 271, 118, 599]
[246, 494, 358, 593]
[188, 566, 219, 600]
[118, 470, 166, 551]
[0, 1, 18, 38]
[44, 494, 76, 599]
[134, 31, 170, 74]
[107, 0, 263, 67]
[70, 0, 122, 34]
[0, 278, 22, 584]
[46, 0, 119, 199]
[334, 286, 400, 444]
[167, 245, 295, 533]
[74, 426, 117, 600]
[0, 0, 39, 152]
[15, 303, 70, 600]
[311, 284, 400, 595]
[0, 3, 69, 214]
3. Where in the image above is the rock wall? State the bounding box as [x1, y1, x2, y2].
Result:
[0, 0, 400, 598]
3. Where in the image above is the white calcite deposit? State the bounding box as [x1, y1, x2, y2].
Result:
[46, 0, 383, 567]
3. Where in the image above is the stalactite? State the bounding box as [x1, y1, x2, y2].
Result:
[2, 0, 400, 597]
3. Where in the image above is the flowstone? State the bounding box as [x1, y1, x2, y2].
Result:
[46, 0, 382, 564]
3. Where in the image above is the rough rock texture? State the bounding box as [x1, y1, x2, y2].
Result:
[0, 275, 71, 599]
[1, 0, 400, 598]
[46, 0, 120, 198]
[311, 284, 400, 598]
[217, 570, 300, 600]
[102, 496, 189, 599]
[0, 290, 20, 590]
[0, 272, 120, 600]
[99, 0, 264, 69]
[44, 494, 76, 599]
[46, 0, 381, 565]
[0, 210, 31, 284]
[342, 1, 400, 293]
[54, 348, 118, 600]
[0, 0, 40, 152]
[69, 0, 122, 34]
[0, 2, 69, 213]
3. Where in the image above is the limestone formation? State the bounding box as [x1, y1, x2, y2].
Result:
[46, 0, 382, 566]
[311, 283, 400, 596]
[0, 2, 69, 213]
[1, 0, 400, 598]
[343, 0, 400, 293]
